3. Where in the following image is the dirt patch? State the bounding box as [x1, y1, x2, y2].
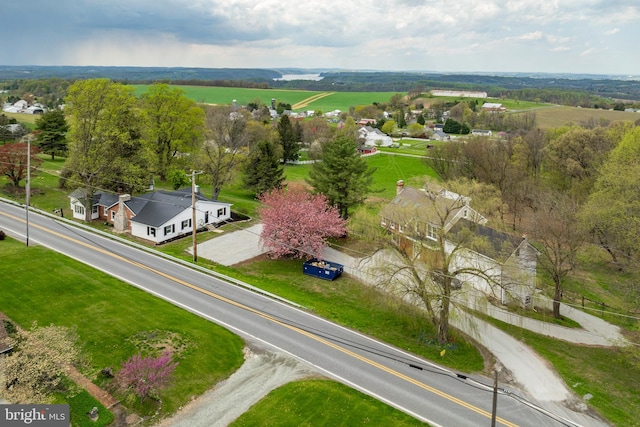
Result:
[126, 330, 193, 358]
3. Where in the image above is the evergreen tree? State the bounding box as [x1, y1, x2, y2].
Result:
[307, 135, 375, 219]
[277, 114, 300, 163]
[294, 120, 304, 143]
[443, 118, 462, 133]
[35, 109, 69, 160]
[244, 139, 285, 196]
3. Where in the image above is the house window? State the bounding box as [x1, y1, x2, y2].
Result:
[147, 227, 156, 237]
[398, 224, 404, 233]
[110, 211, 116, 221]
[92, 205, 98, 214]
[390, 221, 396, 230]
[181, 219, 191, 230]
[427, 224, 439, 240]
[74, 205, 85, 215]
[217, 207, 226, 217]
[463, 209, 468, 218]
[164, 224, 175, 236]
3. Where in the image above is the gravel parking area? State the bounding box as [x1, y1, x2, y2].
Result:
[191, 224, 268, 266]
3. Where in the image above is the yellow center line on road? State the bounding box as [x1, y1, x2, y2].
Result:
[2, 210, 518, 427]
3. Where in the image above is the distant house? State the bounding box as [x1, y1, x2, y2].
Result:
[358, 126, 393, 147]
[2, 100, 45, 114]
[68, 187, 232, 244]
[431, 130, 450, 141]
[430, 89, 488, 98]
[481, 103, 506, 113]
[471, 129, 492, 137]
[358, 118, 377, 126]
[358, 146, 377, 155]
[380, 181, 537, 305]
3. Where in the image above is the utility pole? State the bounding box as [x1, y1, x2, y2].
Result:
[491, 369, 498, 427]
[25, 135, 31, 247]
[191, 170, 203, 263]
[192, 170, 197, 263]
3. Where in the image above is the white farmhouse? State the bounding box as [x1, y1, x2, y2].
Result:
[69, 187, 232, 244]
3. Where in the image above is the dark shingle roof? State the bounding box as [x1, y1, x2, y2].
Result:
[448, 218, 522, 262]
[128, 188, 215, 227]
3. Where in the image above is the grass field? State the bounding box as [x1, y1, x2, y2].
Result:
[484, 315, 640, 427]
[232, 379, 428, 426]
[133, 85, 324, 109]
[514, 105, 640, 129]
[0, 238, 245, 419]
[2, 111, 39, 125]
[133, 85, 407, 113]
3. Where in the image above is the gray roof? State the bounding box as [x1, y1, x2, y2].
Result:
[448, 218, 523, 262]
[68, 188, 101, 205]
[129, 188, 215, 227]
[70, 187, 226, 228]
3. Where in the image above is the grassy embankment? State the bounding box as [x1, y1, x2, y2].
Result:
[0, 238, 245, 423]
[231, 380, 427, 427]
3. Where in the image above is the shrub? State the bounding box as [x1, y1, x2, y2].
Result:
[117, 352, 178, 401]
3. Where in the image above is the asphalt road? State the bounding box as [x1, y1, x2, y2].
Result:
[0, 200, 595, 427]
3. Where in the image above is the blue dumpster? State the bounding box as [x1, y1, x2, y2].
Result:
[303, 258, 344, 281]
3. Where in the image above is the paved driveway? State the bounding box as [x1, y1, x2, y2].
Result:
[192, 224, 268, 266]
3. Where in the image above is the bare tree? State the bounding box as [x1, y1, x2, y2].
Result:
[376, 182, 507, 344]
[528, 190, 584, 318]
[199, 106, 250, 200]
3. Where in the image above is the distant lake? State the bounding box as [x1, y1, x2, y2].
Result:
[273, 74, 324, 81]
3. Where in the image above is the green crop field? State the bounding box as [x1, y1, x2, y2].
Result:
[133, 85, 400, 113]
[133, 85, 323, 109]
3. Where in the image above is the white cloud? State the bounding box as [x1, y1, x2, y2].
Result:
[1, 0, 639, 75]
[520, 31, 544, 40]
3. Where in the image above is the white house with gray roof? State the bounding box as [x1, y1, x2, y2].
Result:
[358, 126, 393, 147]
[69, 187, 232, 244]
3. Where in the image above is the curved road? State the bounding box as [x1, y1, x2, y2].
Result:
[0, 200, 595, 427]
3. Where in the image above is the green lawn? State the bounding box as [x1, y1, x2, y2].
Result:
[204, 258, 484, 372]
[0, 238, 245, 418]
[232, 379, 428, 426]
[483, 315, 640, 427]
[0, 236, 448, 426]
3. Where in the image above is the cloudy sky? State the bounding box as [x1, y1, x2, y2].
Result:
[4, 0, 639, 76]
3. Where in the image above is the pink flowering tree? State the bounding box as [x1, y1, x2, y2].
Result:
[117, 352, 178, 401]
[259, 185, 347, 259]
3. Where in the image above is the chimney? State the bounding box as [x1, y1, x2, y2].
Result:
[396, 180, 405, 195]
[113, 194, 131, 233]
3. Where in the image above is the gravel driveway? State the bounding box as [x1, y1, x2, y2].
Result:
[191, 224, 268, 266]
